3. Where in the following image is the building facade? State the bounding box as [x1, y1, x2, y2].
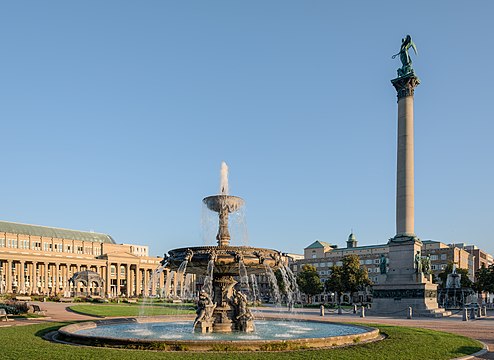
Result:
[292, 233, 489, 304]
[0, 220, 167, 297]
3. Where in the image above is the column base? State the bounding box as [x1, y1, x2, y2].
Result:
[370, 282, 439, 316]
[389, 233, 422, 245]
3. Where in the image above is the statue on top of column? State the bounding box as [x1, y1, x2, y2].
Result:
[392, 35, 418, 77]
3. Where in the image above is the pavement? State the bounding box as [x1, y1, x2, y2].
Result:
[1, 302, 493, 359]
[257, 307, 494, 359]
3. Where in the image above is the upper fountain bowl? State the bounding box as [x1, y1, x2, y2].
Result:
[203, 195, 245, 213]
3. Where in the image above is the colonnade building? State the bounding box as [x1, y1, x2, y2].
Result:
[0, 220, 166, 297]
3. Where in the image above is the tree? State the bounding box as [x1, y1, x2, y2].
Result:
[325, 265, 344, 306]
[473, 265, 494, 301]
[325, 255, 371, 305]
[296, 264, 323, 304]
[437, 262, 473, 289]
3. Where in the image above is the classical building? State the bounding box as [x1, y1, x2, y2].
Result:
[292, 233, 489, 304]
[0, 220, 167, 297]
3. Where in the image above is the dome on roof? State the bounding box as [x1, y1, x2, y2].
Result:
[348, 232, 356, 242]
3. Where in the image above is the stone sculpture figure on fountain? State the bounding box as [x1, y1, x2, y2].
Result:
[232, 289, 254, 332]
[194, 290, 217, 333]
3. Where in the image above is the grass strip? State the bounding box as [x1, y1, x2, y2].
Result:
[0, 322, 483, 360]
[69, 304, 194, 317]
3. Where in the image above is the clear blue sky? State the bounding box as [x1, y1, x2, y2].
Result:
[1, 1, 493, 257]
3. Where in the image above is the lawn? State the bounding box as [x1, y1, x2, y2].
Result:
[69, 303, 195, 317]
[0, 322, 482, 360]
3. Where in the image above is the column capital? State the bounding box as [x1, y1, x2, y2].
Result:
[391, 74, 420, 100]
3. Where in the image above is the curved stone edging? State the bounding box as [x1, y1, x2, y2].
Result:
[451, 341, 488, 360]
[56, 317, 380, 352]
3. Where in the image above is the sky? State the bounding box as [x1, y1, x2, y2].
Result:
[1, 1, 493, 257]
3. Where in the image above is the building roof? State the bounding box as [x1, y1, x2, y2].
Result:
[305, 240, 332, 249]
[422, 240, 440, 244]
[0, 220, 115, 244]
[332, 243, 388, 251]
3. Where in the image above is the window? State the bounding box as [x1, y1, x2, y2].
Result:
[8, 239, 18, 248]
[77, 246, 83, 254]
[66, 245, 72, 253]
[327, 262, 333, 267]
[336, 261, 343, 266]
[0, 238, 4, 247]
[314, 263, 319, 268]
[440, 254, 447, 260]
[430, 255, 438, 261]
[120, 266, 125, 276]
[365, 259, 373, 265]
[431, 265, 437, 270]
[312, 254, 317, 259]
[374, 259, 381, 264]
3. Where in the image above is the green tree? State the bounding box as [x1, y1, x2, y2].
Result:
[473, 264, 494, 301]
[296, 264, 323, 304]
[325, 265, 344, 306]
[325, 255, 371, 305]
[437, 262, 473, 289]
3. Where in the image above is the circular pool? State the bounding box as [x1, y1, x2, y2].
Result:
[57, 317, 380, 351]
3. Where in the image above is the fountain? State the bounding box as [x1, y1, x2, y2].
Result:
[55, 162, 379, 351]
[438, 264, 474, 309]
[164, 161, 283, 333]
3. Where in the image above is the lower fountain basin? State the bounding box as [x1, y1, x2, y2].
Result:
[57, 317, 379, 351]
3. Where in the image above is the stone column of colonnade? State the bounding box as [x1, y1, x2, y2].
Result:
[55, 263, 60, 294]
[143, 269, 148, 296]
[151, 268, 157, 295]
[134, 265, 142, 296]
[126, 264, 131, 297]
[116, 263, 121, 296]
[6, 260, 12, 293]
[159, 269, 165, 295]
[19, 260, 25, 293]
[44, 263, 49, 295]
[106, 262, 111, 296]
[31, 261, 37, 295]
